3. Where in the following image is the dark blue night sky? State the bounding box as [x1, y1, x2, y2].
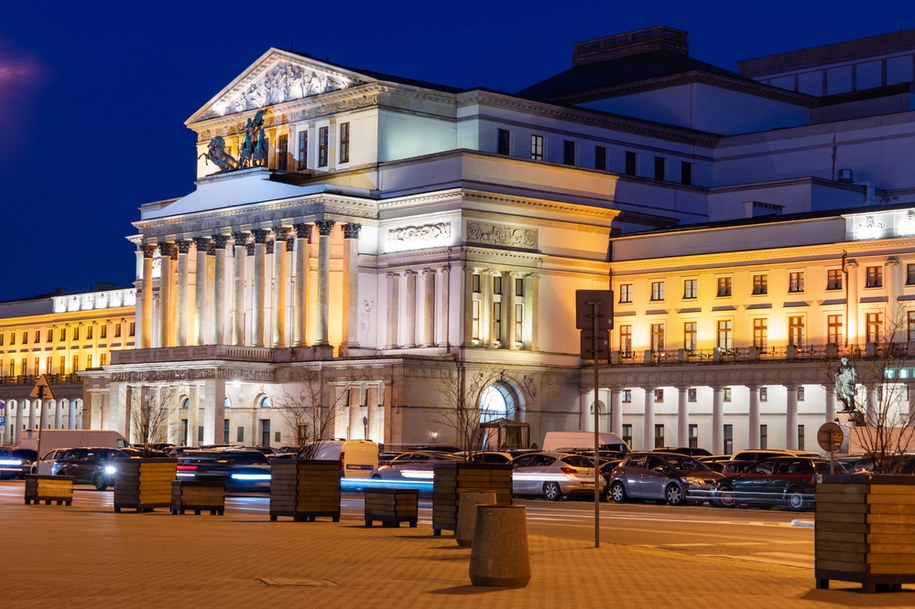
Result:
[0, 0, 912, 302]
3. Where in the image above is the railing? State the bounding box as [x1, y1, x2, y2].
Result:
[112, 345, 285, 365]
[609, 343, 915, 366]
[0, 373, 82, 385]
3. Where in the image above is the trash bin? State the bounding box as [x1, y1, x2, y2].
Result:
[469, 504, 530, 587]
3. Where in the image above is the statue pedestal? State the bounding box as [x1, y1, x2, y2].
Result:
[836, 411, 864, 427]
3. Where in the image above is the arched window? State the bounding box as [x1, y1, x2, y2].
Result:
[224, 397, 231, 409]
[479, 384, 516, 423]
[258, 395, 271, 408]
[180, 397, 189, 409]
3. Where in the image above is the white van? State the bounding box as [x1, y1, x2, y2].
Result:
[541, 431, 630, 454]
[20, 429, 129, 456]
[311, 439, 379, 478]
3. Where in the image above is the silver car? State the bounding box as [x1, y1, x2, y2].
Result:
[510, 451, 597, 501]
[370, 451, 463, 480]
[609, 452, 723, 506]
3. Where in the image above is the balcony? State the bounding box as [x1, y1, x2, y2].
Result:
[0, 374, 82, 386]
[607, 343, 915, 366]
[112, 345, 288, 365]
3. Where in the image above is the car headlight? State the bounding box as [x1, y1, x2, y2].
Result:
[104, 465, 117, 475]
[683, 477, 706, 487]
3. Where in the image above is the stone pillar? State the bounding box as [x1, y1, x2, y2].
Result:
[866, 384, 879, 423]
[846, 259, 859, 346]
[193, 237, 210, 346]
[342, 224, 361, 351]
[212, 235, 230, 344]
[140, 244, 155, 349]
[188, 384, 200, 446]
[610, 387, 623, 435]
[348, 386, 363, 439]
[437, 266, 450, 346]
[463, 267, 475, 344]
[786, 384, 798, 450]
[366, 384, 380, 442]
[203, 378, 226, 446]
[273, 227, 290, 348]
[158, 242, 176, 348]
[505, 272, 516, 349]
[251, 229, 269, 347]
[67, 400, 76, 429]
[418, 268, 434, 348]
[825, 385, 836, 422]
[53, 400, 61, 429]
[293, 223, 311, 347]
[175, 240, 191, 346]
[748, 385, 760, 449]
[232, 232, 248, 346]
[480, 270, 493, 346]
[386, 272, 400, 349]
[642, 388, 654, 450]
[403, 270, 417, 348]
[315, 220, 335, 347]
[677, 387, 688, 448]
[712, 386, 724, 454]
[527, 273, 539, 351]
[109, 383, 128, 437]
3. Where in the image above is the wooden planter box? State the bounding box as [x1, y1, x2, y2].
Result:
[270, 460, 341, 522]
[364, 488, 418, 527]
[25, 475, 74, 506]
[432, 463, 512, 536]
[816, 474, 915, 593]
[113, 458, 177, 513]
[171, 480, 225, 515]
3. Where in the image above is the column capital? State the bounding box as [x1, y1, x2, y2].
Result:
[193, 237, 212, 253]
[212, 234, 231, 250]
[343, 223, 362, 239]
[845, 258, 858, 268]
[176, 240, 192, 255]
[286, 237, 295, 252]
[160, 242, 178, 259]
[265, 240, 275, 255]
[293, 223, 312, 240]
[887, 256, 900, 266]
[252, 229, 270, 244]
[246, 242, 256, 256]
[316, 220, 335, 236]
[232, 231, 250, 246]
[273, 226, 292, 242]
[141, 244, 157, 258]
[386, 271, 400, 279]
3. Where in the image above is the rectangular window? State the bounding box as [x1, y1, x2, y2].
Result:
[717, 277, 732, 297]
[563, 140, 575, 165]
[622, 423, 632, 448]
[86, 354, 93, 369]
[236, 426, 245, 444]
[723, 388, 732, 402]
[654, 424, 665, 449]
[515, 303, 523, 343]
[760, 387, 768, 402]
[828, 314, 844, 345]
[260, 419, 271, 447]
[129, 322, 135, 337]
[619, 284, 632, 303]
[45, 356, 51, 374]
[683, 279, 697, 299]
[276, 134, 289, 171]
[752, 274, 768, 295]
[472, 273, 481, 293]
[515, 278, 524, 297]
[71, 355, 79, 373]
[683, 322, 697, 354]
[867, 312, 883, 343]
[788, 271, 805, 293]
[654, 156, 665, 180]
[530, 135, 544, 161]
[497, 128, 510, 155]
[100, 353, 107, 367]
[86, 326, 93, 340]
[654, 389, 664, 403]
[339, 122, 350, 163]
[865, 265, 883, 288]
[625, 151, 637, 176]
[492, 303, 502, 342]
[788, 316, 805, 347]
[688, 424, 698, 449]
[46, 329, 51, 342]
[723, 424, 733, 455]
[297, 130, 308, 170]
[650, 281, 665, 301]
[650, 323, 665, 352]
[60, 328, 66, 341]
[595, 145, 607, 170]
[907, 263, 915, 285]
[619, 325, 632, 357]
[760, 424, 768, 449]
[114, 323, 122, 338]
[797, 386, 805, 402]
[100, 325, 107, 339]
[22, 331, 28, 344]
[908, 311, 915, 343]
[798, 425, 805, 451]
[827, 269, 843, 290]
[688, 388, 697, 402]
[59, 356, 65, 374]
[318, 126, 329, 167]
[493, 276, 502, 295]
[8, 361, 13, 377]
[223, 420, 229, 444]
[471, 301, 481, 341]
[621, 390, 632, 403]
[717, 319, 733, 351]
[681, 161, 692, 186]
[753, 318, 767, 350]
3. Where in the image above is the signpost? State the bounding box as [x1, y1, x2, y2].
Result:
[575, 289, 613, 549]
[817, 421, 847, 474]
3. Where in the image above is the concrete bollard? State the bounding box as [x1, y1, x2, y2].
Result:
[456, 490, 496, 547]
[469, 505, 530, 587]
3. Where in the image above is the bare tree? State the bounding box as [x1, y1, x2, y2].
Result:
[435, 361, 508, 459]
[273, 366, 353, 459]
[128, 386, 175, 451]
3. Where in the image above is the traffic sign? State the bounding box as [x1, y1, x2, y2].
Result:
[575, 290, 614, 331]
[817, 421, 847, 453]
[29, 374, 55, 400]
[580, 329, 610, 361]
[0, 415, 5, 426]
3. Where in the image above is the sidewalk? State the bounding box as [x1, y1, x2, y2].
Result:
[6, 495, 914, 609]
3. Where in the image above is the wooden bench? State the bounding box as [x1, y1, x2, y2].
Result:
[364, 488, 419, 528]
[25, 475, 74, 506]
[171, 480, 225, 515]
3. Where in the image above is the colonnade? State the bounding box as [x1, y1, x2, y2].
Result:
[0, 399, 83, 444]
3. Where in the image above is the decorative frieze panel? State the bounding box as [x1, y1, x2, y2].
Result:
[111, 368, 275, 383]
[466, 221, 537, 250]
[385, 222, 453, 253]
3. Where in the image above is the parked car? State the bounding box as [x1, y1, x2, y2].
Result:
[510, 451, 598, 501]
[730, 449, 820, 462]
[0, 447, 37, 479]
[654, 447, 713, 457]
[713, 456, 846, 511]
[51, 447, 130, 490]
[177, 447, 272, 492]
[455, 451, 514, 465]
[32, 448, 67, 475]
[370, 451, 463, 480]
[608, 452, 723, 506]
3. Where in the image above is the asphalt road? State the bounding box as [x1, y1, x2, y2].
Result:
[0, 480, 814, 571]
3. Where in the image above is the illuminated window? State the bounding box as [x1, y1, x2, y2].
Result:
[21, 331, 27, 344]
[619, 284, 632, 303]
[471, 273, 481, 293]
[654, 389, 664, 402]
[681, 161, 692, 186]
[492, 302, 502, 342]
[717, 277, 732, 297]
[10, 333, 15, 346]
[619, 325, 632, 357]
[8, 361, 13, 377]
[650, 323, 665, 352]
[717, 320, 732, 350]
[114, 323, 122, 338]
[297, 130, 308, 170]
[339, 122, 350, 163]
[752, 274, 767, 295]
[827, 269, 843, 290]
[493, 275, 502, 295]
[86, 326, 92, 340]
[0, 334, 4, 346]
[100, 353, 107, 367]
[129, 322, 135, 336]
[867, 312, 882, 343]
[650, 281, 665, 301]
[563, 140, 575, 165]
[73, 327, 80, 341]
[100, 325, 107, 339]
[317, 126, 328, 167]
[33, 330, 40, 343]
[760, 387, 768, 402]
[621, 390, 632, 403]
[59, 327, 65, 341]
[45, 356, 51, 373]
[654, 424, 664, 448]
[86, 354, 92, 369]
[625, 151, 637, 176]
[828, 315, 843, 345]
[688, 388, 697, 402]
[788, 271, 805, 293]
[21, 360, 28, 376]
[595, 145, 606, 170]
[654, 156, 665, 180]
[753, 318, 767, 350]
[723, 425, 733, 454]
[497, 129, 510, 155]
[71, 355, 79, 373]
[45, 329, 51, 342]
[683, 322, 697, 353]
[59, 356, 65, 374]
[797, 386, 805, 401]
[276, 134, 288, 171]
[683, 279, 697, 299]
[530, 135, 544, 161]
[515, 278, 524, 297]
[471, 301, 481, 340]
[865, 266, 883, 288]
[788, 316, 805, 347]
[688, 424, 698, 449]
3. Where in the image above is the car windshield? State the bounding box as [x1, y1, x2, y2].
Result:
[659, 455, 709, 471]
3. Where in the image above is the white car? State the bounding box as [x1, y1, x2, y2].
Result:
[32, 449, 67, 475]
[371, 451, 463, 480]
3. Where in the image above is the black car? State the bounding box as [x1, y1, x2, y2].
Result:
[177, 448, 272, 492]
[51, 447, 129, 490]
[713, 456, 846, 511]
[0, 447, 38, 479]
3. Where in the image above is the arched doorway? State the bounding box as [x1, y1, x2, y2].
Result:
[478, 381, 528, 449]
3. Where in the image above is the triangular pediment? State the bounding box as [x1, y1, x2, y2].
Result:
[187, 49, 375, 125]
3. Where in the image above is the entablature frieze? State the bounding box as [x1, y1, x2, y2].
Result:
[111, 367, 276, 384]
[602, 362, 829, 389]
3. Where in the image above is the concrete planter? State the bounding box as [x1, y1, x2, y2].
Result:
[113, 458, 177, 513]
[270, 460, 341, 522]
[432, 462, 512, 536]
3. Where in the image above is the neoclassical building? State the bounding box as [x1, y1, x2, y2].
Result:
[75, 25, 915, 452]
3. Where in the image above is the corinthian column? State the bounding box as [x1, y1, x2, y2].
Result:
[342, 223, 361, 351]
[403, 270, 417, 348]
[315, 220, 335, 347]
[273, 227, 290, 347]
[158, 242, 177, 347]
[193, 237, 210, 346]
[421, 268, 435, 347]
[176, 240, 191, 346]
[232, 232, 249, 346]
[251, 229, 269, 347]
[140, 244, 156, 348]
[212, 235, 230, 344]
[293, 223, 311, 347]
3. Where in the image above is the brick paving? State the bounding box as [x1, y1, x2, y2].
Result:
[4, 493, 915, 609]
